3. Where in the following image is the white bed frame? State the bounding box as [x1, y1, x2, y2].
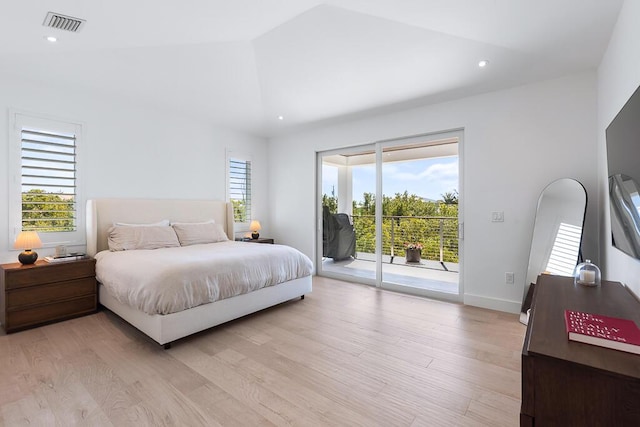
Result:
[86, 198, 312, 348]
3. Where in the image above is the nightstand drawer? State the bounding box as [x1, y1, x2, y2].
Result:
[7, 277, 96, 309]
[5, 295, 96, 332]
[4, 259, 95, 289]
[244, 238, 275, 244]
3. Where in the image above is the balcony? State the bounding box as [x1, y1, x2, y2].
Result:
[322, 215, 459, 294]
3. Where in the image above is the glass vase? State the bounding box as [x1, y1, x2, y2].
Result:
[574, 259, 601, 287]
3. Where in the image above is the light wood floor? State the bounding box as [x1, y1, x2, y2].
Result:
[0, 277, 525, 426]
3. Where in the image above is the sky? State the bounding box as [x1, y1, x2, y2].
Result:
[323, 156, 459, 203]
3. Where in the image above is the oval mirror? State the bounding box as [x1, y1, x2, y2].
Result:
[520, 178, 587, 324]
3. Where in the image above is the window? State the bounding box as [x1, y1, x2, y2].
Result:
[227, 153, 252, 224]
[9, 112, 84, 246]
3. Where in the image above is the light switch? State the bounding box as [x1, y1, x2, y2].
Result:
[491, 211, 504, 222]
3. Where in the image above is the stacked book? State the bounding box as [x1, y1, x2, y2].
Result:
[43, 253, 88, 263]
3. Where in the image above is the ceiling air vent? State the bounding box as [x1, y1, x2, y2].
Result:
[43, 12, 86, 33]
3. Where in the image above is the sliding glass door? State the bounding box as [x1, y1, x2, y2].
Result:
[317, 131, 463, 300]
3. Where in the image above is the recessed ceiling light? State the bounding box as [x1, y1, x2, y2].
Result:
[277, 115, 284, 121]
[45, 36, 57, 42]
[478, 60, 489, 68]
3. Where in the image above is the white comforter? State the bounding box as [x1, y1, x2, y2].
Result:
[95, 241, 313, 315]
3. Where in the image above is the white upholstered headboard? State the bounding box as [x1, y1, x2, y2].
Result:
[86, 198, 234, 257]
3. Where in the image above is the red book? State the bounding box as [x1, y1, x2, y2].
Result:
[564, 310, 640, 355]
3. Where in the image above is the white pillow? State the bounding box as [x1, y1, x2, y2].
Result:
[108, 225, 180, 251]
[170, 219, 215, 226]
[114, 219, 170, 227]
[171, 222, 228, 246]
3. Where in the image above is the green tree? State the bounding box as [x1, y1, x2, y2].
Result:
[322, 194, 338, 214]
[441, 190, 459, 204]
[351, 190, 459, 263]
[22, 189, 75, 232]
[232, 199, 247, 222]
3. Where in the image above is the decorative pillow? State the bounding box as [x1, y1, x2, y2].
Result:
[108, 225, 180, 251]
[171, 222, 228, 246]
[114, 219, 170, 227]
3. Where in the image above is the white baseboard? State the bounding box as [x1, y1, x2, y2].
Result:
[464, 293, 521, 314]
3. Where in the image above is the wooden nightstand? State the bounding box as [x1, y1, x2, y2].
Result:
[245, 238, 274, 244]
[0, 258, 97, 333]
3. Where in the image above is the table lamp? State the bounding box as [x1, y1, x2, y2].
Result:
[250, 220, 261, 239]
[13, 231, 43, 264]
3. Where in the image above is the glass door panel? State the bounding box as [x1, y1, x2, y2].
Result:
[318, 146, 376, 284]
[380, 140, 460, 296]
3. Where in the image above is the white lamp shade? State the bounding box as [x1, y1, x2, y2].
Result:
[13, 231, 43, 250]
[250, 220, 262, 232]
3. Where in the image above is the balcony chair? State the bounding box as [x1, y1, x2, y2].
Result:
[322, 206, 356, 261]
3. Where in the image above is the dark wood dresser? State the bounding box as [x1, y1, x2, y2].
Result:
[0, 258, 97, 333]
[521, 274, 640, 426]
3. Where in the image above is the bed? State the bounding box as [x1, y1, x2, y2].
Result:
[86, 198, 312, 348]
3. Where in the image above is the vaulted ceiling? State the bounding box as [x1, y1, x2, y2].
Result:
[0, 1, 623, 137]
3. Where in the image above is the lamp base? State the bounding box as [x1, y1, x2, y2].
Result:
[18, 250, 38, 265]
[251, 232, 260, 240]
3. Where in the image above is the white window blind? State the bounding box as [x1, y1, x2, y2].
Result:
[545, 222, 583, 276]
[229, 158, 252, 223]
[20, 127, 77, 233]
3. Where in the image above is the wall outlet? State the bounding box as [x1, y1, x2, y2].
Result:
[491, 211, 504, 222]
[505, 272, 515, 284]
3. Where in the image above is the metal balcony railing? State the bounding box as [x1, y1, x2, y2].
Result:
[351, 215, 459, 266]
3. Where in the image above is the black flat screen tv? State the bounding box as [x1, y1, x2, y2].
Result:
[606, 84, 640, 259]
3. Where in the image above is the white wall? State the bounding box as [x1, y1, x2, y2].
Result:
[0, 75, 268, 263]
[598, 0, 640, 295]
[269, 73, 598, 313]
